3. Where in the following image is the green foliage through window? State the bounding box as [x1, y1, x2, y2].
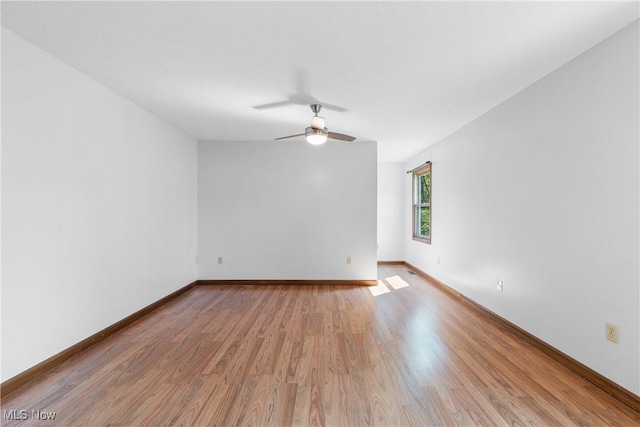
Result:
[419, 174, 430, 204]
[419, 206, 430, 236]
[412, 163, 431, 243]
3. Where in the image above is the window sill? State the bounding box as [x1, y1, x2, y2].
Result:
[413, 236, 431, 244]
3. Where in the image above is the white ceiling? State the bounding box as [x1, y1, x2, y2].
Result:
[2, 1, 638, 162]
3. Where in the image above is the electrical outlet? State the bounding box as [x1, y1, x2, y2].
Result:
[496, 280, 503, 293]
[346, 256, 352, 265]
[218, 257, 223, 265]
[606, 323, 618, 343]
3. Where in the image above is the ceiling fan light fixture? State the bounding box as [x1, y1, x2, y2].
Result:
[305, 127, 328, 145]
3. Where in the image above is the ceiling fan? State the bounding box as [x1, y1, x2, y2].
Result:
[275, 104, 356, 145]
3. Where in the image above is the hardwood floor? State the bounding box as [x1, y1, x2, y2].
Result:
[2, 265, 639, 426]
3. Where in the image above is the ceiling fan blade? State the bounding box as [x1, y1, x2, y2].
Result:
[328, 132, 356, 142]
[319, 103, 348, 113]
[253, 100, 294, 110]
[275, 133, 305, 140]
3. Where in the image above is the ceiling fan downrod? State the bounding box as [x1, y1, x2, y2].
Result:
[310, 104, 323, 115]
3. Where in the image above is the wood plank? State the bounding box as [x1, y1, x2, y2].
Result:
[0, 280, 197, 397]
[2, 265, 639, 426]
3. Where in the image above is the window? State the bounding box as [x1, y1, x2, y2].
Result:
[412, 162, 431, 244]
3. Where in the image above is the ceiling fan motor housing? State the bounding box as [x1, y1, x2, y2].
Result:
[305, 126, 328, 137]
[310, 115, 325, 130]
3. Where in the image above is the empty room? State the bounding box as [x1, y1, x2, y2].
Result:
[1, 1, 639, 426]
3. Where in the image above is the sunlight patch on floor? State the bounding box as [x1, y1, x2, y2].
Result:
[369, 280, 391, 296]
[385, 275, 410, 290]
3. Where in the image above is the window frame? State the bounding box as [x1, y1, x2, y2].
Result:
[412, 162, 431, 244]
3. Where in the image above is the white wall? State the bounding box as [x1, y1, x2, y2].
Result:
[1, 29, 198, 381]
[404, 21, 639, 395]
[377, 162, 404, 261]
[198, 140, 377, 280]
